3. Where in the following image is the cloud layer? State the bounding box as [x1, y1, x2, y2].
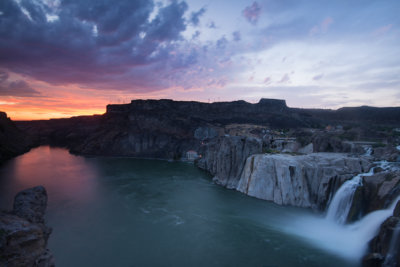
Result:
[0, 0, 399, 119]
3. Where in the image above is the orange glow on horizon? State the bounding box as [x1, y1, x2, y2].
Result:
[5, 108, 106, 121]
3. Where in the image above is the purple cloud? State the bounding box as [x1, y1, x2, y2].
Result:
[217, 36, 228, 49]
[232, 31, 241, 42]
[242, 2, 262, 25]
[0, 0, 205, 92]
[0, 71, 41, 97]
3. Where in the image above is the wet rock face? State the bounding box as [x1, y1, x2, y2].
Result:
[363, 172, 400, 213]
[196, 136, 263, 189]
[236, 153, 371, 210]
[394, 201, 400, 217]
[0, 186, 55, 267]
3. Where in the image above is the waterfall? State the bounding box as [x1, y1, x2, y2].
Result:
[282, 196, 400, 262]
[363, 145, 372, 156]
[281, 161, 399, 262]
[383, 219, 400, 267]
[326, 166, 375, 224]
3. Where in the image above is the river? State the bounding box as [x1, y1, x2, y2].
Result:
[0, 146, 359, 267]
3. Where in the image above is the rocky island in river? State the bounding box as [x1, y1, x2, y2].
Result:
[1, 98, 400, 266]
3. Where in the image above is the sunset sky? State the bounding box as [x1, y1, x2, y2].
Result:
[0, 0, 399, 120]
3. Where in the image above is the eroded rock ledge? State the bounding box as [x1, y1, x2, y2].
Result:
[237, 153, 371, 210]
[0, 186, 55, 267]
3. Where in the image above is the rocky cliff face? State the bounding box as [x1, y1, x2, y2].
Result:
[0, 112, 34, 163]
[14, 99, 400, 159]
[0, 186, 54, 267]
[196, 136, 262, 189]
[236, 153, 371, 210]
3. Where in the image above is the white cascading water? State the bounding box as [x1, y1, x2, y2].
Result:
[383, 220, 400, 267]
[363, 145, 373, 156]
[326, 164, 376, 224]
[281, 161, 399, 262]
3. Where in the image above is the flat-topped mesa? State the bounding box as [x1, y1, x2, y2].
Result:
[106, 98, 288, 114]
[105, 98, 292, 127]
[256, 98, 288, 111]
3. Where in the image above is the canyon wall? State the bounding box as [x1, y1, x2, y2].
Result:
[196, 136, 262, 189]
[14, 98, 400, 160]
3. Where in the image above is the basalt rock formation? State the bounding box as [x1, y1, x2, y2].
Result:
[362, 170, 400, 214]
[196, 136, 263, 189]
[14, 98, 400, 159]
[0, 186, 54, 267]
[237, 153, 372, 210]
[0, 112, 35, 163]
[16, 99, 306, 158]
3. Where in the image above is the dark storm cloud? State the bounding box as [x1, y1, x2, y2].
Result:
[146, 1, 188, 42]
[0, 0, 200, 92]
[0, 71, 41, 97]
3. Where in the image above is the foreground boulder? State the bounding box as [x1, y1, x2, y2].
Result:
[0, 186, 55, 267]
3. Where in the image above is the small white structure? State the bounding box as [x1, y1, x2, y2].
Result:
[186, 150, 199, 161]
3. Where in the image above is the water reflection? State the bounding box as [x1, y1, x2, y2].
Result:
[0, 146, 99, 210]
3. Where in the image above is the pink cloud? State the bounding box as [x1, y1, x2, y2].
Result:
[321, 17, 334, 32]
[264, 77, 272, 84]
[243, 2, 262, 25]
[373, 24, 393, 36]
[309, 17, 334, 36]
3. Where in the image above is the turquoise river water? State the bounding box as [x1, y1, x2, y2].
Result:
[0, 146, 361, 267]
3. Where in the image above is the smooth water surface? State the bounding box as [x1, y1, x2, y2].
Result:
[0, 146, 359, 267]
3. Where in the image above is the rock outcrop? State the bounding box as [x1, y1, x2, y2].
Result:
[362, 170, 400, 214]
[236, 153, 371, 210]
[196, 136, 262, 189]
[0, 186, 54, 267]
[0, 111, 34, 163]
